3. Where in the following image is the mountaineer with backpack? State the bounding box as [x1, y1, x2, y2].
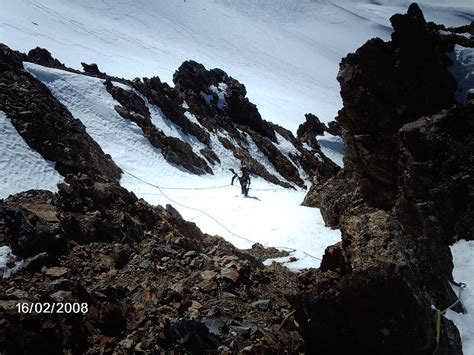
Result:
[230, 161, 251, 196]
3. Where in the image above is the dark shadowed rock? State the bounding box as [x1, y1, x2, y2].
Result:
[297, 113, 327, 147]
[173, 60, 277, 141]
[298, 5, 469, 354]
[81, 62, 105, 76]
[105, 80, 212, 174]
[27, 47, 67, 69]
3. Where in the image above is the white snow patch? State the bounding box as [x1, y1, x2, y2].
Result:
[0, 246, 22, 279]
[440, 30, 472, 39]
[137, 91, 206, 149]
[318, 132, 345, 167]
[111, 81, 132, 91]
[0, 111, 64, 199]
[184, 111, 203, 127]
[24, 62, 192, 182]
[0, 246, 12, 278]
[445, 240, 474, 355]
[449, 45, 474, 104]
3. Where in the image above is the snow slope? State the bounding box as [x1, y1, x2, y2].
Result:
[446, 240, 474, 355]
[2, 0, 472, 132]
[0, 111, 64, 198]
[24, 62, 341, 270]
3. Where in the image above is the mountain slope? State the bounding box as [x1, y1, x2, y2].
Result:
[2, 0, 471, 132]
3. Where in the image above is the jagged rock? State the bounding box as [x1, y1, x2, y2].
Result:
[105, 79, 212, 174]
[44, 266, 68, 278]
[24, 252, 49, 272]
[173, 60, 276, 141]
[132, 76, 211, 145]
[397, 103, 474, 243]
[81, 62, 105, 76]
[1, 176, 304, 353]
[27, 47, 66, 69]
[326, 120, 342, 136]
[298, 5, 469, 354]
[1, 191, 67, 258]
[164, 319, 221, 352]
[297, 113, 327, 147]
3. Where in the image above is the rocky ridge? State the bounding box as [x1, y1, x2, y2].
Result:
[300, 4, 473, 354]
[1, 43, 339, 189]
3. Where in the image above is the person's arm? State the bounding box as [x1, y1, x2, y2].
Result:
[231, 174, 237, 185]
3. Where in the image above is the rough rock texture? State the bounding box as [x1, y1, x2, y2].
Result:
[81, 62, 106, 77]
[104, 79, 212, 175]
[132, 76, 212, 146]
[173, 60, 276, 142]
[0, 177, 304, 354]
[298, 4, 472, 354]
[0, 44, 121, 182]
[27, 47, 67, 70]
[296, 113, 327, 148]
[326, 120, 342, 136]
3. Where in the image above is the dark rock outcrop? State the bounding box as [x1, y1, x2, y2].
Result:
[298, 4, 471, 354]
[27, 47, 67, 70]
[326, 120, 342, 136]
[296, 113, 327, 147]
[81, 62, 106, 76]
[132, 76, 211, 146]
[0, 44, 121, 181]
[173, 60, 277, 142]
[104, 80, 212, 174]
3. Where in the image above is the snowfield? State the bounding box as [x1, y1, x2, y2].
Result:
[1, 0, 472, 132]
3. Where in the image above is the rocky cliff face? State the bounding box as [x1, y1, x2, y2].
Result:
[299, 4, 473, 354]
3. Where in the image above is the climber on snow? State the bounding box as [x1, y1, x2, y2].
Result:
[230, 160, 251, 196]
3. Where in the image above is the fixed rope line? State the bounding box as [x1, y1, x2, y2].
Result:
[122, 169, 255, 245]
[121, 169, 229, 191]
[122, 169, 321, 262]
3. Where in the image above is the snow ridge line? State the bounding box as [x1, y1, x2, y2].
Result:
[121, 169, 322, 262]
